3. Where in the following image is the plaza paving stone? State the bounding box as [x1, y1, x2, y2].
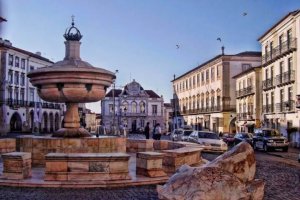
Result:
[0, 134, 299, 200]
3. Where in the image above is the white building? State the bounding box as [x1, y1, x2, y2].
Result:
[258, 9, 300, 147]
[172, 51, 261, 133]
[0, 38, 63, 135]
[233, 66, 263, 133]
[101, 79, 164, 133]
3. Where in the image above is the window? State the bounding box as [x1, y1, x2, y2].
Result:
[186, 79, 188, 90]
[242, 64, 251, 71]
[280, 89, 284, 111]
[279, 34, 283, 52]
[197, 74, 200, 86]
[14, 88, 19, 101]
[271, 92, 274, 112]
[288, 87, 293, 111]
[20, 89, 25, 102]
[8, 54, 13, 66]
[288, 57, 292, 72]
[266, 93, 269, 112]
[211, 67, 215, 81]
[152, 120, 157, 127]
[206, 70, 209, 83]
[192, 76, 195, 87]
[20, 73, 25, 86]
[270, 42, 273, 58]
[270, 66, 274, 78]
[14, 71, 19, 85]
[30, 66, 34, 71]
[201, 72, 205, 84]
[152, 105, 158, 115]
[217, 65, 221, 79]
[8, 70, 13, 84]
[265, 69, 269, 80]
[141, 119, 145, 128]
[15, 56, 19, 67]
[21, 59, 26, 69]
[247, 77, 252, 87]
[287, 29, 292, 47]
[30, 88, 35, 102]
[131, 102, 137, 113]
[8, 86, 13, 99]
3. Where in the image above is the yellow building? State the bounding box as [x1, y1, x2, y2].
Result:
[172, 51, 261, 133]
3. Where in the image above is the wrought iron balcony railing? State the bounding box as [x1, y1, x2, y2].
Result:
[262, 78, 275, 90]
[262, 38, 297, 65]
[5, 98, 61, 109]
[275, 100, 295, 112]
[276, 70, 295, 87]
[236, 86, 254, 98]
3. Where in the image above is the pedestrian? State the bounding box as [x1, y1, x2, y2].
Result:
[144, 122, 150, 139]
[154, 123, 162, 140]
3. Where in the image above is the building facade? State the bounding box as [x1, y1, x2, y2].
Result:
[101, 79, 164, 133]
[163, 103, 173, 133]
[258, 10, 300, 146]
[172, 51, 261, 133]
[233, 67, 262, 133]
[0, 38, 63, 135]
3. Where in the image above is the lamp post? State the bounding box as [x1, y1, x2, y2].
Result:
[112, 69, 118, 134]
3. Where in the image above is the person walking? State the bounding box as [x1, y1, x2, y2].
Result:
[154, 123, 162, 140]
[144, 122, 150, 139]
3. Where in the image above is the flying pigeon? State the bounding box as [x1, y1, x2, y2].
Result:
[243, 12, 247, 16]
[217, 38, 221, 42]
[176, 44, 180, 49]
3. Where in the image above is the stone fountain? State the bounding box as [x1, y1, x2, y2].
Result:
[27, 19, 115, 137]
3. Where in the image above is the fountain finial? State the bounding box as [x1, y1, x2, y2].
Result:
[64, 15, 83, 41]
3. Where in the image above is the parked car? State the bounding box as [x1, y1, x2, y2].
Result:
[222, 133, 235, 146]
[171, 129, 194, 141]
[252, 128, 289, 152]
[233, 132, 253, 146]
[188, 131, 228, 152]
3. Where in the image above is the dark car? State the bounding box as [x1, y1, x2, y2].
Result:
[234, 132, 253, 146]
[222, 133, 235, 146]
[252, 128, 289, 152]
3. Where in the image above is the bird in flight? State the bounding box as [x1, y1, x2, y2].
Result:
[176, 44, 180, 49]
[243, 12, 247, 16]
[217, 38, 221, 42]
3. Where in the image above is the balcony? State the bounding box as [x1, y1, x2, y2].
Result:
[262, 38, 297, 66]
[6, 99, 61, 109]
[262, 78, 275, 91]
[276, 70, 295, 87]
[262, 104, 275, 114]
[236, 86, 255, 98]
[179, 105, 235, 115]
[275, 100, 295, 112]
[237, 112, 254, 120]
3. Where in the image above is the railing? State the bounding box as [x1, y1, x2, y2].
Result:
[276, 70, 295, 86]
[262, 104, 275, 113]
[6, 99, 61, 109]
[262, 38, 297, 65]
[262, 78, 275, 90]
[179, 105, 235, 115]
[275, 100, 295, 112]
[236, 86, 254, 98]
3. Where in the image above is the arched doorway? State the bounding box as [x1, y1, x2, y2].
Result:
[10, 112, 22, 132]
[131, 119, 137, 133]
[55, 113, 60, 131]
[49, 113, 54, 132]
[43, 112, 48, 133]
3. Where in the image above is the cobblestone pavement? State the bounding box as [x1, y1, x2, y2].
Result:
[0, 134, 299, 200]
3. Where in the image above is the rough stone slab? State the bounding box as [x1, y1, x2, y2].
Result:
[2, 152, 31, 160]
[137, 152, 165, 159]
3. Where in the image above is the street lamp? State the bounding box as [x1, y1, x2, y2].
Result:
[112, 69, 118, 134]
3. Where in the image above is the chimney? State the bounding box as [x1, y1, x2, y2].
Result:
[221, 46, 225, 55]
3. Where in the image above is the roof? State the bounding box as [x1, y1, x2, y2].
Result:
[105, 89, 161, 98]
[0, 40, 54, 63]
[258, 9, 300, 41]
[172, 51, 261, 82]
[145, 90, 161, 98]
[105, 89, 122, 97]
[232, 66, 262, 79]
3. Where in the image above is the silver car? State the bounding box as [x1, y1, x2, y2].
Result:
[188, 131, 228, 152]
[171, 129, 194, 141]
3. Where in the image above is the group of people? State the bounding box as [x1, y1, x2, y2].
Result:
[144, 122, 162, 140]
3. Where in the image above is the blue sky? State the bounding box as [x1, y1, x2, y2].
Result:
[0, 0, 299, 113]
